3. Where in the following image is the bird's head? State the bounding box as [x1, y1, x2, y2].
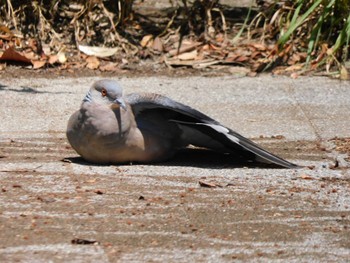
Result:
[84, 79, 127, 110]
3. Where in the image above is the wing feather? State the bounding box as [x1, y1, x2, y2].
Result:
[125, 93, 299, 168]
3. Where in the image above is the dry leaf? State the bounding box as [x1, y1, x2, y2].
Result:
[235, 56, 249, 62]
[0, 25, 12, 35]
[177, 50, 198, 60]
[152, 37, 163, 52]
[86, 56, 100, 69]
[290, 72, 299, 79]
[225, 52, 239, 62]
[78, 45, 118, 58]
[228, 66, 250, 76]
[100, 62, 119, 72]
[340, 65, 348, 80]
[168, 42, 202, 56]
[57, 52, 67, 64]
[285, 64, 303, 72]
[140, 34, 153, 47]
[0, 47, 31, 64]
[48, 54, 58, 64]
[0, 25, 13, 41]
[199, 180, 222, 188]
[23, 50, 38, 61]
[32, 60, 46, 69]
[250, 43, 267, 51]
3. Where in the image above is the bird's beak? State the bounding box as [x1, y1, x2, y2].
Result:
[113, 98, 127, 110]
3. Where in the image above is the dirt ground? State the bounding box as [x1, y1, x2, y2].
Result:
[0, 74, 350, 262]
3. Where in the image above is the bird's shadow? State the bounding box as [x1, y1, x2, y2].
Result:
[63, 148, 285, 169]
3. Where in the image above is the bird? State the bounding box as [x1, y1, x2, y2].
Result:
[66, 79, 298, 168]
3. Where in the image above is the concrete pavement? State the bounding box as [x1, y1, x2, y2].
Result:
[0, 75, 349, 262]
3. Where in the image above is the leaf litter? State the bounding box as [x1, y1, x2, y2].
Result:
[0, 1, 347, 77]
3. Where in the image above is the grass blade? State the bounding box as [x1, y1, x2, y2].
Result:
[277, 0, 322, 47]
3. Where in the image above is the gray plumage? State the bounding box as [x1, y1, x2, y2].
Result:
[66, 79, 298, 168]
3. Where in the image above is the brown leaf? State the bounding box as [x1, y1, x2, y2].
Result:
[168, 42, 202, 56]
[0, 34, 12, 41]
[152, 37, 163, 52]
[249, 43, 267, 51]
[177, 50, 198, 61]
[250, 51, 262, 60]
[0, 47, 31, 64]
[199, 180, 222, 188]
[23, 50, 39, 61]
[228, 66, 250, 76]
[140, 34, 153, 47]
[48, 54, 58, 64]
[0, 25, 12, 35]
[100, 62, 119, 72]
[236, 56, 249, 62]
[285, 64, 303, 72]
[86, 56, 100, 69]
[32, 60, 46, 69]
[290, 72, 299, 79]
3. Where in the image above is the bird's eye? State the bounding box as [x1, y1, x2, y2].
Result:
[101, 88, 107, 97]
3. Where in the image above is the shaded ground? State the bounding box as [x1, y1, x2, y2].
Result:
[0, 75, 350, 262]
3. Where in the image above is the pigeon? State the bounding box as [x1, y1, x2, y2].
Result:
[66, 79, 298, 168]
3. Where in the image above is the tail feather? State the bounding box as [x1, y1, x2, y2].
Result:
[175, 121, 299, 169]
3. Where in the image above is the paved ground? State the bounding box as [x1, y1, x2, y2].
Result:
[0, 75, 350, 262]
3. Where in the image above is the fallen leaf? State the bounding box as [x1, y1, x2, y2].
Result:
[32, 60, 46, 69]
[78, 45, 118, 58]
[99, 62, 119, 72]
[164, 57, 218, 68]
[193, 60, 220, 68]
[199, 180, 222, 188]
[168, 42, 202, 56]
[250, 43, 267, 51]
[177, 49, 198, 60]
[0, 25, 13, 35]
[140, 34, 153, 47]
[340, 65, 348, 80]
[57, 52, 67, 64]
[285, 64, 303, 72]
[235, 56, 249, 62]
[0, 47, 31, 64]
[86, 56, 100, 69]
[290, 72, 299, 79]
[48, 54, 58, 64]
[152, 36, 163, 52]
[228, 66, 250, 76]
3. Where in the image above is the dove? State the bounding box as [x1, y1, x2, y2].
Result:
[66, 79, 298, 168]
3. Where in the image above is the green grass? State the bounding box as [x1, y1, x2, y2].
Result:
[256, 0, 350, 74]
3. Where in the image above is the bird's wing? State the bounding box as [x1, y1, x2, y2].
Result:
[125, 93, 298, 169]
